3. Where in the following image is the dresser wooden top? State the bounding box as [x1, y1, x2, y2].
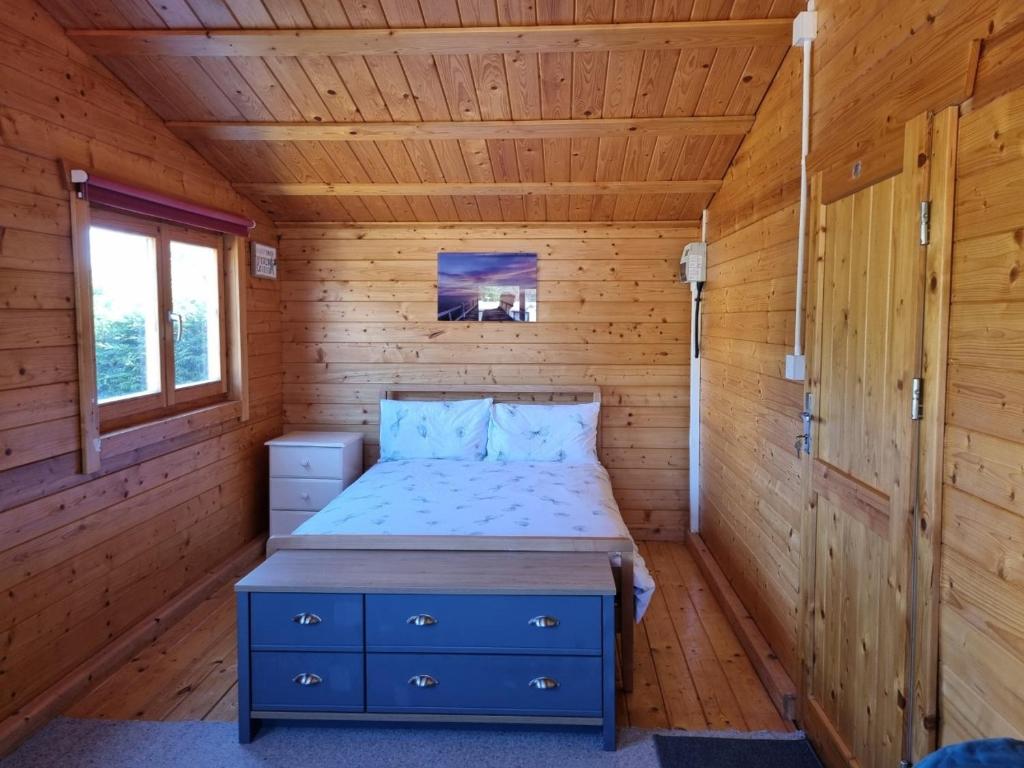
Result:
[265, 431, 363, 448]
[236, 550, 615, 596]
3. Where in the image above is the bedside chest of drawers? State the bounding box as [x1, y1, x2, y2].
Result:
[236, 550, 617, 750]
[265, 432, 364, 536]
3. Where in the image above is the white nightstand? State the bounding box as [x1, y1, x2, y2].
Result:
[265, 431, 364, 536]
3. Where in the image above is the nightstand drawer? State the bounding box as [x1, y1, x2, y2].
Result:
[270, 446, 344, 478]
[366, 653, 602, 716]
[270, 478, 343, 511]
[366, 595, 601, 654]
[252, 651, 363, 712]
[269, 509, 315, 536]
[251, 593, 362, 650]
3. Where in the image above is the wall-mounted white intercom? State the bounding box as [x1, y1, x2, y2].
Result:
[679, 242, 707, 284]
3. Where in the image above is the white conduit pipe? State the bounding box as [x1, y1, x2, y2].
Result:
[787, 1, 815, 381]
[794, 35, 811, 356]
[688, 210, 708, 533]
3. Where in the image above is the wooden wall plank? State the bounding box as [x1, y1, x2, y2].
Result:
[279, 226, 689, 539]
[940, 90, 1024, 748]
[0, 0, 282, 749]
[701, 4, 1024, 760]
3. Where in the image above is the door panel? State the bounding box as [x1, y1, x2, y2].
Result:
[802, 114, 933, 768]
[817, 177, 897, 481]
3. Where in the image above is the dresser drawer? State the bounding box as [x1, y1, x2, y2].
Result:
[366, 653, 602, 716]
[366, 595, 601, 653]
[270, 478, 343, 511]
[270, 446, 344, 479]
[251, 593, 362, 650]
[252, 651, 363, 712]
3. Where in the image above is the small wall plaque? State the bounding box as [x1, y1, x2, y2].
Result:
[250, 241, 277, 279]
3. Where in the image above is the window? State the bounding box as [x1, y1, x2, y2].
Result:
[89, 211, 228, 430]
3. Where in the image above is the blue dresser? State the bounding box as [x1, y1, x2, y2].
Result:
[235, 549, 617, 749]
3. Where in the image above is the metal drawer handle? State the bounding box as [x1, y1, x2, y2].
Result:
[408, 674, 438, 688]
[292, 612, 322, 626]
[293, 672, 322, 686]
[528, 677, 559, 690]
[527, 615, 559, 629]
[406, 614, 438, 627]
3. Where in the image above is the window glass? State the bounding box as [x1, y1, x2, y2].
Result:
[90, 226, 161, 403]
[170, 240, 221, 388]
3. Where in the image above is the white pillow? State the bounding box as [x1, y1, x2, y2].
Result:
[486, 402, 599, 464]
[379, 398, 492, 462]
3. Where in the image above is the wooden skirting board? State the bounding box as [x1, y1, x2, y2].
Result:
[0, 537, 266, 757]
[686, 534, 797, 722]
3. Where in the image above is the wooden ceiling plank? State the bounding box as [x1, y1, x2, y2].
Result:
[389, 44, 477, 219]
[536, 0, 573, 221]
[635, 14, 719, 219]
[183, 0, 241, 28]
[297, 56, 363, 121]
[66, 19, 794, 57]
[235, 179, 723, 195]
[590, 0, 652, 220]
[429, 139, 483, 221]
[362, 50, 453, 221]
[228, 56, 307, 120]
[316, 6, 436, 222]
[167, 56, 249, 119]
[310, 141, 391, 222]
[195, 58, 276, 120]
[144, 0, 204, 27]
[456, 0, 523, 221]
[261, 0, 313, 27]
[415, 1, 505, 221]
[568, 0, 615, 221]
[218, 0, 276, 27]
[498, 1, 545, 220]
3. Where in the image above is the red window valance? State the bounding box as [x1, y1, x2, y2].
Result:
[71, 170, 255, 238]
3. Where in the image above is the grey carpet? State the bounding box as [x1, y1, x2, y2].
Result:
[3, 718, 806, 768]
[5, 718, 662, 768]
[654, 731, 821, 767]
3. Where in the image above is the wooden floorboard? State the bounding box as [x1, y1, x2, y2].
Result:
[67, 541, 792, 732]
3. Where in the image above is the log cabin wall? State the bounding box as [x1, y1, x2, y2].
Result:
[277, 223, 695, 540]
[698, 50, 805, 681]
[938, 68, 1024, 742]
[0, 0, 282, 733]
[701, 0, 1024, 742]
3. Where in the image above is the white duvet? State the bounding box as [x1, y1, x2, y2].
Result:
[294, 458, 656, 619]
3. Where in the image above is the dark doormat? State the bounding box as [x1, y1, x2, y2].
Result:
[654, 732, 824, 768]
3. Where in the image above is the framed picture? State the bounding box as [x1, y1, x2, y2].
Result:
[437, 252, 538, 322]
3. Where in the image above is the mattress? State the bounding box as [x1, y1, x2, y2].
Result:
[294, 458, 656, 619]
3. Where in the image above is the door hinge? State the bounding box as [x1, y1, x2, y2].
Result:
[911, 377, 924, 421]
[919, 201, 931, 246]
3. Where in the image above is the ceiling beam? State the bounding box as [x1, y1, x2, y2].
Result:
[234, 181, 723, 197]
[168, 116, 754, 142]
[67, 20, 792, 57]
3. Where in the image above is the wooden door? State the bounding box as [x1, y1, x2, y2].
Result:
[800, 114, 934, 768]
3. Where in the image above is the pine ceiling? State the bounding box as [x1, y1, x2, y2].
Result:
[41, 0, 803, 224]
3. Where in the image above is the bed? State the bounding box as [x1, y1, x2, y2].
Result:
[265, 385, 654, 690]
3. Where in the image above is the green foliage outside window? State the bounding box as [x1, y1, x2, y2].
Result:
[95, 312, 149, 401]
[174, 300, 212, 387]
[94, 299, 210, 401]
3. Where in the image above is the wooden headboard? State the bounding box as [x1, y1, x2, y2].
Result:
[383, 384, 602, 450]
